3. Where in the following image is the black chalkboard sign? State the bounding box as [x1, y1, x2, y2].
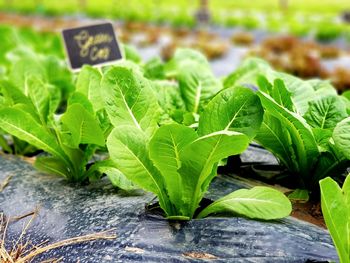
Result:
[62, 22, 122, 70]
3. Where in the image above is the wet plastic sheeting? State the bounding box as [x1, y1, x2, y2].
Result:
[0, 154, 338, 262]
[240, 144, 279, 165]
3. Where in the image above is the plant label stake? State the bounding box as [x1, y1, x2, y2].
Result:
[62, 22, 122, 71]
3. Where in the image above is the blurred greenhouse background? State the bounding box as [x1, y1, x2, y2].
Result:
[1, 0, 350, 91]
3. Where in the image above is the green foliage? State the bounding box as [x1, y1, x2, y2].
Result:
[161, 48, 223, 125]
[227, 58, 350, 192]
[0, 69, 107, 182]
[315, 23, 343, 42]
[257, 79, 350, 190]
[0, 25, 64, 63]
[0, 27, 74, 155]
[333, 117, 350, 159]
[101, 64, 161, 137]
[104, 65, 291, 220]
[144, 57, 166, 80]
[256, 80, 349, 191]
[197, 186, 292, 219]
[121, 44, 143, 64]
[1, 1, 349, 39]
[287, 189, 309, 203]
[240, 16, 259, 30]
[320, 176, 350, 263]
[151, 80, 187, 125]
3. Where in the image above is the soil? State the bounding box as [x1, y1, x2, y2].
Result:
[292, 202, 326, 229]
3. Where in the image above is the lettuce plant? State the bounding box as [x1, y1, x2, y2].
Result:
[0, 78, 60, 155]
[0, 40, 75, 155]
[225, 58, 350, 192]
[320, 175, 350, 263]
[256, 77, 350, 191]
[0, 66, 107, 182]
[103, 65, 291, 220]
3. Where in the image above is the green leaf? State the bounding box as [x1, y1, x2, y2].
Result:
[0, 135, 12, 153]
[307, 79, 336, 93]
[106, 168, 136, 190]
[68, 92, 94, 115]
[304, 96, 348, 130]
[179, 130, 250, 217]
[312, 151, 349, 185]
[166, 48, 221, 114]
[255, 113, 297, 171]
[198, 86, 263, 138]
[0, 107, 68, 162]
[144, 57, 166, 80]
[9, 56, 46, 91]
[271, 79, 294, 111]
[265, 71, 315, 115]
[121, 44, 142, 63]
[107, 125, 172, 214]
[320, 177, 349, 263]
[42, 55, 74, 99]
[34, 156, 71, 178]
[340, 95, 350, 116]
[26, 76, 50, 124]
[167, 48, 209, 72]
[102, 66, 161, 136]
[312, 128, 333, 152]
[258, 91, 319, 179]
[288, 189, 309, 203]
[12, 103, 41, 124]
[152, 80, 185, 114]
[224, 58, 271, 89]
[197, 186, 292, 220]
[152, 80, 186, 125]
[342, 90, 350, 101]
[47, 84, 61, 116]
[76, 65, 104, 112]
[344, 175, 350, 206]
[177, 61, 222, 114]
[149, 124, 197, 213]
[12, 136, 36, 155]
[60, 103, 105, 147]
[87, 159, 136, 190]
[0, 80, 32, 106]
[333, 117, 350, 160]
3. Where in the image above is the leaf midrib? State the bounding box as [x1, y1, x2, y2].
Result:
[1, 119, 66, 162]
[193, 81, 202, 114]
[170, 132, 181, 168]
[321, 191, 349, 262]
[320, 102, 332, 129]
[189, 101, 250, 215]
[209, 196, 284, 207]
[190, 134, 223, 215]
[261, 92, 318, 174]
[119, 139, 169, 212]
[259, 121, 294, 169]
[119, 87, 142, 130]
[224, 100, 249, 131]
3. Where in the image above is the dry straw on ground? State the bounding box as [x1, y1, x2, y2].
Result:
[0, 175, 12, 193]
[0, 207, 116, 262]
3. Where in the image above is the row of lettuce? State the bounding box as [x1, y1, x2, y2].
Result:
[1, 1, 349, 42]
[0, 26, 349, 262]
